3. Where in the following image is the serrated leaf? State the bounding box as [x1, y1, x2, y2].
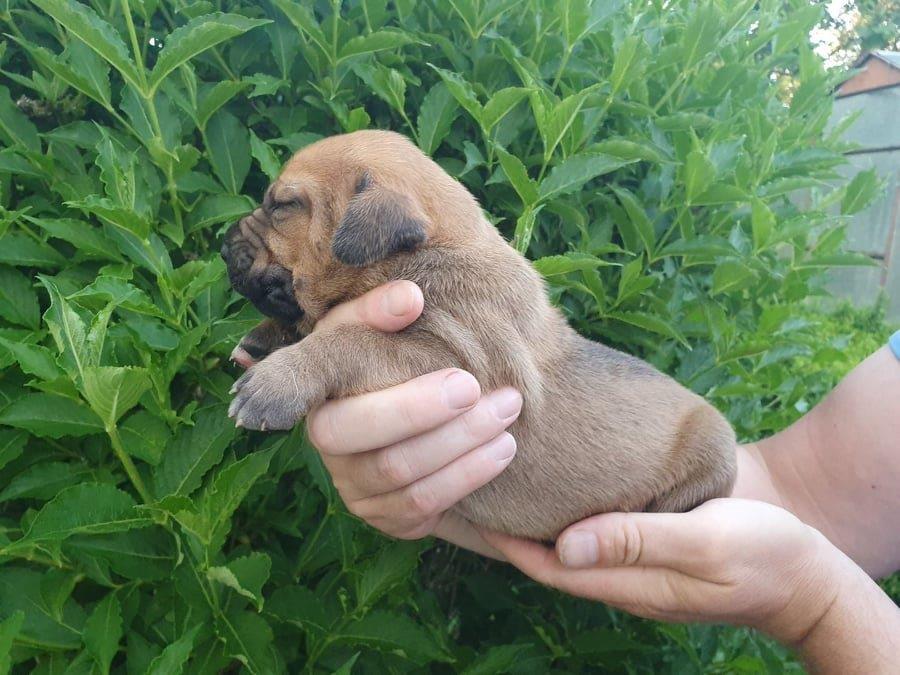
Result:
[461, 644, 530, 675]
[271, 0, 329, 58]
[30, 0, 142, 92]
[218, 610, 277, 675]
[540, 154, 634, 202]
[7, 483, 151, 553]
[195, 80, 251, 130]
[206, 110, 251, 194]
[338, 29, 416, 61]
[429, 64, 482, 122]
[610, 35, 646, 95]
[751, 198, 775, 250]
[712, 259, 757, 294]
[841, 168, 881, 215]
[83, 593, 122, 675]
[0, 611, 24, 674]
[336, 611, 450, 664]
[0, 568, 83, 651]
[0, 267, 39, 329]
[65, 528, 177, 581]
[481, 86, 529, 131]
[147, 625, 201, 675]
[683, 149, 716, 203]
[153, 407, 236, 497]
[81, 366, 151, 428]
[354, 64, 406, 116]
[513, 204, 543, 254]
[249, 131, 282, 182]
[611, 186, 656, 255]
[590, 138, 667, 163]
[417, 82, 459, 155]
[691, 184, 749, 205]
[0, 430, 26, 473]
[149, 13, 270, 92]
[495, 147, 538, 206]
[0, 461, 92, 503]
[0, 233, 65, 268]
[608, 310, 688, 347]
[207, 552, 271, 611]
[532, 252, 616, 277]
[0, 86, 40, 153]
[25, 216, 123, 262]
[356, 542, 422, 610]
[0, 338, 62, 381]
[0, 393, 103, 438]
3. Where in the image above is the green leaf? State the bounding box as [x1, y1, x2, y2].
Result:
[153, 407, 236, 497]
[65, 529, 177, 581]
[0, 461, 92, 503]
[683, 149, 716, 203]
[691, 184, 750, 205]
[751, 198, 775, 250]
[83, 593, 122, 675]
[607, 310, 688, 347]
[0, 568, 82, 651]
[712, 259, 757, 294]
[354, 64, 407, 116]
[429, 64, 482, 122]
[149, 13, 270, 92]
[0, 233, 65, 268]
[495, 146, 538, 206]
[25, 216, 123, 262]
[0, 430, 26, 473]
[207, 552, 271, 611]
[146, 625, 201, 675]
[356, 542, 422, 610]
[532, 252, 616, 277]
[271, 0, 329, 58]
[0, 267, 39, 329]
[195, 80, 251, 130]
[540, 154, 634, 202]
[481, 86, 529, 130]
[249, 131, 282, 182]
[461, 644, 530, 675]
[609, 35, 646, 95]
[0, 611, 24, 674]
[0, 337, 63, 381]
[538, 87, 597, 162]
[171, 449, 274, 554]
[30, 0, 142, 92]
[336, 611, 450, 664]
[513, 204, 543, 254]
[590, 138, 667, 163]
[205, 110, 251, 194]
[338, 29, 417, 61]
[8, 483, 151, 552]
[0, 393, 103, 438]
[680, 2, 722, 70]
[0, 86, 40, 153]
[218, 610, 277, 674]
[81, 366, 151, 428]
[841, 168, 882, 215]
[611, 186, 656, 255]
[417, 82, 459, 155]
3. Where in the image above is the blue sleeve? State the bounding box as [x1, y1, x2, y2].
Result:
[890, 330, 900, 361]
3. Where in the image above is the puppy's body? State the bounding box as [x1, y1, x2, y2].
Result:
[222, 130, 736, 540]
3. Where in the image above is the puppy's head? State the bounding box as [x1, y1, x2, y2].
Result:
[221, 130, 477, 323]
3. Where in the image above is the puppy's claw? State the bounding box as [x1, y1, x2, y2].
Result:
[234, 416, 244, 428]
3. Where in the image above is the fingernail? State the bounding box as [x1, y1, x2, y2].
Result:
[558, 531, 599, 568]
[490, 389, 522, 421]
[383, 282, 413, 317]
[443, 370, 480, 409]
[484, 433, 516, 463]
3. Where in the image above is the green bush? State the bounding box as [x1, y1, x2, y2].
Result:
[0, 0, 890, 672]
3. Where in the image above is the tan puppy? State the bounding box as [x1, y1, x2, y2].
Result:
[220, 130, 736, 540]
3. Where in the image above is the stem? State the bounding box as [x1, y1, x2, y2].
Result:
[107, 425, 152, 503]
[119, 0, 149, 93]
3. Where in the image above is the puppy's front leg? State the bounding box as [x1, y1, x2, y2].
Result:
[228, 324, 457, 430]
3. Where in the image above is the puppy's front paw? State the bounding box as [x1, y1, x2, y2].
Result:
[227, 350, 320, 430]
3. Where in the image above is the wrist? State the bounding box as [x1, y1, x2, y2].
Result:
[760, 528, 849, 645]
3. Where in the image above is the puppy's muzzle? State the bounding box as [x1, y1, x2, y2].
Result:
[221, 215, 304, 324]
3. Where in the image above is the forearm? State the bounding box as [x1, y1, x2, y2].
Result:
[795, 546, 900, 674]
[756, 346, 900, 577]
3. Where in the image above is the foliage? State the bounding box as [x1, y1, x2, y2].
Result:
[0, 0, 890, 672]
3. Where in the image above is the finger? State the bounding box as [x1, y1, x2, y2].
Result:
[314, 280, 423, 333]
[554, 510, 719, 573]
[349, 432, 517, 534]
[307, 369, 481, 455]
[329, 388, 522, 499]
[482, 529, 712, 616]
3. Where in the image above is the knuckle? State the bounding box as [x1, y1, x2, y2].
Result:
[404, 483, 438, 518]
[375, 448, 413, 488]
[306, 409, 338, 452]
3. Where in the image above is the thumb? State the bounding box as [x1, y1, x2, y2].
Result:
[556, 511, 710, 570]
[315, 280, 424, 333]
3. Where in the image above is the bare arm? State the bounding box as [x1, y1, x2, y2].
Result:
[748, 346, 900, 577]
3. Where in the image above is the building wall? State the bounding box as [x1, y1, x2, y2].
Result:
[826, 85, 900, 321]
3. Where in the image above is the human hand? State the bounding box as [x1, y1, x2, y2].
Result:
[482, 498, 846, 644]
[303, 281, 522, 558]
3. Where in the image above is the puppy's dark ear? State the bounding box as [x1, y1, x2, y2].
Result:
[332, 173, 427, 266]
